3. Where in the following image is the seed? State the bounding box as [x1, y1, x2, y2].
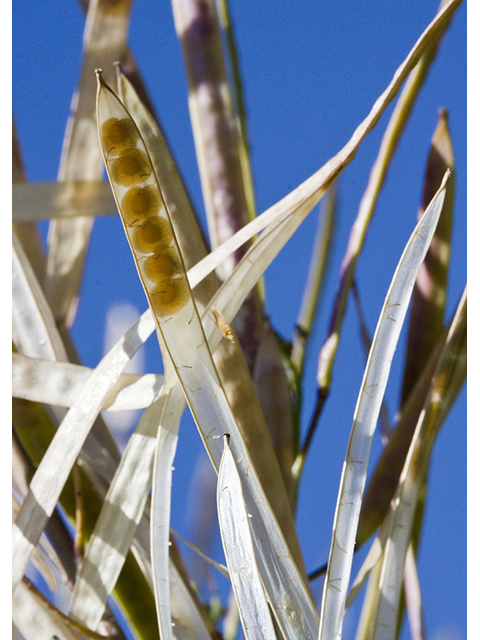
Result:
[101, 117, 139, 154]
[129, 217, 174, 254]
[141, 253, 179, 283]
[109, 149, 151, 187]
[121, 186, 162, 225]
[149, 278, 189, 317]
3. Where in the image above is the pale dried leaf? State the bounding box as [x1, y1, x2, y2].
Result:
[13, 353, 164, 411]
[317, 172, 450, 640]
[217, 434, 277, 640]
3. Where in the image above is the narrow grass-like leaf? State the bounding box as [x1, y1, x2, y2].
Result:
[69, 392, 171, 629]
[147, 385, 184, 640]
[291, 189, 336, 380]
[290, 192, 337, 483]
[13, 181, 116, 222]
[167, 558, 215, 640]
[317, 0, 456, 396]
[400, 107, 455, 406]
[13, 228, 67, 361]
[355, 319, 450, 548]
[13, 227, 120, 483]
[317, 171, 450, 640]
[171, 0, 256, 271]
[217, 434, 277, 640]
[170, 528, 229, 579]
[353, 558, 384, 640]
[12, 306, 154, 589]
[14, 579, 106, 640]
[150, 387, 228, 640]
[13, 396, 158, 640]
[371, 287, 466, 639]
[12, 119, 46, 280]
[45, 0, 133, 321]
[403, 545, 426, 640]
[187, 0, 462, 297]
[346, 535, 385, 611]
[12, 353, 164, 411]
[96, 73, 318, 640]
[172, 0, 264, 368]
[351, 281, 392, 443]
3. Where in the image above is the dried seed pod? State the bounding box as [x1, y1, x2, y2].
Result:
[121, 185, 163, 225]
[149, 278, 189, 318]
[140, 252, 180, 283]
[128, 217, 174, 254]
[109, 148, 151, 187]
[101, 117, 139, 154]
[96, 70, 192, 321]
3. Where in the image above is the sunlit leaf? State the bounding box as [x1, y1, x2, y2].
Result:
[12, 353, 164, 411]
[317, 171, 450, 640]
[12, 307, 154, 589]
[217, 434, 277, 640]
[13, 579, 106, 640]
[13, 181, 116, 222]
[187, 0, 462, 297]
[44, 0, 134, 322]
[70, 393, 169, 630]
[371, 287, 466, 639]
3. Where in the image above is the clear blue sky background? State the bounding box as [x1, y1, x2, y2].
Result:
[13, 1, 467, 639]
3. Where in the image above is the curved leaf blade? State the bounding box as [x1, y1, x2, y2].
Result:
[371, 286, 466, 639]
[217, 435, 277, 640]
[317, 170, 451, 640]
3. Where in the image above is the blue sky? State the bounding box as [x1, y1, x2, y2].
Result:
[13, 1, 467, 639]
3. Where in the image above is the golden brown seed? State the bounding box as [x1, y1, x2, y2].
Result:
[101, 117, 139, 154]
[109, 149, 151, 187]
[129, 217, 174, 253]
[149, 278, 189, 317]
[121, 186, 162, 225]
[140, 253, 179, 283]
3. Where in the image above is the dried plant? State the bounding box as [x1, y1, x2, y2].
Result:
[13, 1, 466, 639]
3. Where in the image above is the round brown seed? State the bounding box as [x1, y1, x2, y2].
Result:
[129, 217, 174, 254]
[149, 278, 189, 317]
[140, 253, 179, 283]
[121, 186, 162, 225]
[101, 117, 139, 154]
[109, 149, 151, 187]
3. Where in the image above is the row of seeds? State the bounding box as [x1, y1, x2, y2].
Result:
[100, 117, 189, 317]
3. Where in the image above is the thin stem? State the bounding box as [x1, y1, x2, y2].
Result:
[291, 386, 329, 488]
[316, 9, 450, 393]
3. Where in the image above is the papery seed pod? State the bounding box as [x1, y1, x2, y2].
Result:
[121, 185, 163, 225]
[109, 149, 151, 187]
[149, 278, 189, 318]
[140, 252, 180, 283]
[101, 117, 139, 154]
[96, 69, 192, 322]
[128, 217, 174, 253]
